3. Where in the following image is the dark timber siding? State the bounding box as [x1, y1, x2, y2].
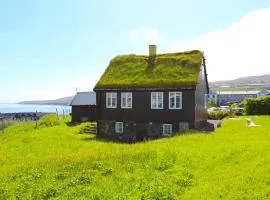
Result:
[96, 90, 195, 125]
[194, 62, 208, 127]
[72, 105, 97, 122]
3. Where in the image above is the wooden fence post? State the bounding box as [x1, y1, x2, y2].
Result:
[35, 110, 38, 128]
[0, 117, 4, 133]
[56, 108, 59, 120]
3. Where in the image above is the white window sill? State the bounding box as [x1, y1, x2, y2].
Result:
[162, 134, 172, 136]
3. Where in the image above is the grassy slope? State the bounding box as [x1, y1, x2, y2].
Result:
[0, 116, 269, 199]
[95, 50, 203, 88]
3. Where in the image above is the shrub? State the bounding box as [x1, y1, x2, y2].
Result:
[38, 114, 60, 127]
[208, 109, 229, 120]
[242, 96, 270, 115]
[208, 98, 217, 108]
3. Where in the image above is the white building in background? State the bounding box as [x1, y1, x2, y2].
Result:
[208, 90, 270, 106]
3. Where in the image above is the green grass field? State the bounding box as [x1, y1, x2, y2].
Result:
[0, 116, 269, 199]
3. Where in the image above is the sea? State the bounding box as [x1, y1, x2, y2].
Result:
[0, 103, 71, 114]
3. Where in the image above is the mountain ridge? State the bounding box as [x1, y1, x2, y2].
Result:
[18, 96, 74, 106]
[209, 74, 270, 91]
[17, 74, 270, 104]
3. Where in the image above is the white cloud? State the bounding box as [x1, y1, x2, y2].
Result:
[129, 27, 166, 45]
[171, 7, 270, 82]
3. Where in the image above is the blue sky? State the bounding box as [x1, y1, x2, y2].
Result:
[0, 0, 270, 102]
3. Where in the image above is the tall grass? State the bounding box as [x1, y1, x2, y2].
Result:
[0, 115, 269, 199]
[0, 118, 16, 131]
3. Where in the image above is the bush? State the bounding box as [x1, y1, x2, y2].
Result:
[242, 96, 270, 115]
[208, 98, 217, 108]
[208, 109, 229, 120]
[38, 114, 60, 127]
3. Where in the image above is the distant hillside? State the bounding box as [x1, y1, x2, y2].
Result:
[18, 96, 74, 106]
[210, 74, 270, 91]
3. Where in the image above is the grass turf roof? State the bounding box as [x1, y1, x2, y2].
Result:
[95, 50, 203, 88]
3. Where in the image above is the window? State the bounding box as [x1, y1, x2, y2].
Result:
[151, 92, 163, 109]
[115, 122, 123, 134]
[121, 92, 132, 109]
[106, 92, 117, 108]
[169, 92, 182, 109]
[179, 122, 189, 132]
[163, 124, 172, 136]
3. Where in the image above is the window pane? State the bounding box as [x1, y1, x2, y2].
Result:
[127, 97, 132, 108]
[107, 97, 111, 107]
[151, 93, 156, 108]
[122, 97, 126, 107]
[170, 92, 175, 98]
[112, 97, 116, 107]
[163, 124, 172, 135]
[122, 93, 125, 107]
[115, 122, 123, 134]
[170, 96, 175, 108]
[152, 100, 156, 108]
[176, 96, 181, 108]
[157, 92, 163, 108]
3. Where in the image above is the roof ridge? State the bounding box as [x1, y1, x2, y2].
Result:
[76, 91, 94, 94]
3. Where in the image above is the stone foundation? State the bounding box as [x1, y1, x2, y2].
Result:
[98, 120, 191, 141]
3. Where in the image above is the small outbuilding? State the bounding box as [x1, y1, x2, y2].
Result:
[70, 92, 96, 122]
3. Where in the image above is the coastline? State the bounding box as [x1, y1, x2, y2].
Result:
[0, 112, 52, 120]
[0, 103, 71, 115]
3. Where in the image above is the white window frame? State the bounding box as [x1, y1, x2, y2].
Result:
[151, 92, 163, 109]
[115, 122, 123, 134]
[163, 124, 172, 136]
[169, 92, 182, 109]
[121, 92, 132, 109]
[106, 92, 117, 108]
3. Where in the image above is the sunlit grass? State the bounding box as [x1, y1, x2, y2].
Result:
[0, 115, 269, 199]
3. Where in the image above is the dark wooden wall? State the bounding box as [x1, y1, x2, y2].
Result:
[96, 90, 195, 126]
[72, 105, 97, 122]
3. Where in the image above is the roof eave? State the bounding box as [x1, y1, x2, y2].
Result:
[94, 84, 196, 91]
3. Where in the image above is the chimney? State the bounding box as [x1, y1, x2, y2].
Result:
[149, 44, 157, 56]
[148, 45, 157, 68]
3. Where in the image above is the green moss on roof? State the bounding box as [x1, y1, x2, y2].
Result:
[95, 50, 203, 88]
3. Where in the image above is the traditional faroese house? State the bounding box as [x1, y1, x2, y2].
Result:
[93, 45, 209, 140]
